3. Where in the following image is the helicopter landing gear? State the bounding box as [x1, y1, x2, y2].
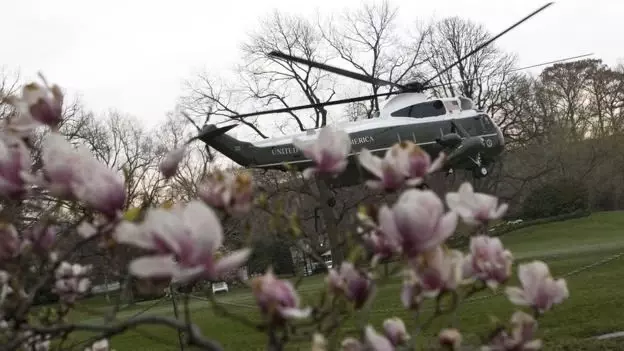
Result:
[327, 197, 336, 208]
[473, 166, 489, 178]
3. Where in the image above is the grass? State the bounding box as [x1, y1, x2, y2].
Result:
[63, 211, 624, 350]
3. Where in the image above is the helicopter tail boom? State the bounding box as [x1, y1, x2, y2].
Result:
[195, 124, 255, 167]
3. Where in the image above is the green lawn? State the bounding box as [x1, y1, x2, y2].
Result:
[66, 212, 624, 350]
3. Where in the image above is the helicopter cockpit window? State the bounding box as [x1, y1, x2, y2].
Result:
[459, 97, 474, 110]
[390, 100, 447, 118]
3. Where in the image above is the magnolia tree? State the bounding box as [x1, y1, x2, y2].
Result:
[0, 76, 569, 351]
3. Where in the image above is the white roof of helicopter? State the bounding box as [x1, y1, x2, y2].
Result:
[251, 93, 476, 148]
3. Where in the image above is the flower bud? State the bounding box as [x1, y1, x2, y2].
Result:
[159, 145, 186, 179]
[439, 328, 462, 350]
[382, 317, 409, 346]
[7, 74, 64, 128]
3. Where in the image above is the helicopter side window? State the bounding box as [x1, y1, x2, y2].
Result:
[390, 100, 447, 118]
[459, 97, 474, 110]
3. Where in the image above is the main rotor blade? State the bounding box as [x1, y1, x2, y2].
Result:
[427, 52, 593, 89]
[269, 51, 405, 90]
[423, 2, 555, 86]
[231, 91, 400, 119]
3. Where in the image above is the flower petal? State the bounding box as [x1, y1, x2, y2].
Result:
[428, 152, 446, 173]
[505, 286, 530, 306]
[129, 255, 177, 278]
[181, 200, 223, 253]
[214, 248, 252, 278]
[365, 326, 394, 351]
[358, 149, 383, 178]
[279, 306, 312, 319]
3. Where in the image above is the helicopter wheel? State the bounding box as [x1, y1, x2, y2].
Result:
[473, 166, 489, 179]
[327, 197, 336, 208]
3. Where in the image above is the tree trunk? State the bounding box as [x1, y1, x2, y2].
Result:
[315, 178, 344, 267]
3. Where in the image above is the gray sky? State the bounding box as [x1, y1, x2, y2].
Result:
[1, 0, 620, 133]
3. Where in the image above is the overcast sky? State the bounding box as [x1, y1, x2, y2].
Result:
[1, 0, 620, 133]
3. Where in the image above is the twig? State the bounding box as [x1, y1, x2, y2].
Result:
[2, 315, 224, 351]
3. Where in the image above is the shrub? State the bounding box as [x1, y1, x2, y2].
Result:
[522, 178, 589, 219]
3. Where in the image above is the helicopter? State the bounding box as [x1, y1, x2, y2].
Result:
[193, 2, 580, 188]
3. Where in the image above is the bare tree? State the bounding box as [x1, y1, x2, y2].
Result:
[319, 0, 429, 119]
[181, 10, 337, 139]
[420, 16, 517, 113]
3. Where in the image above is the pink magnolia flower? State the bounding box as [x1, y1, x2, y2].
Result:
[482, 311, 542, 351]
[439, 328, 462, 350]
[293, 126, 351, 179]
[54, 261, 92, 304]
[118, 200, 251, 284]
[505, 261, 569, 314]
[411, 246, 464, 297]
[26, 132, 126, 218]
[446, 182, 508, 226]
[251, 268, 311, 324]
[26, 132, 87, 199]
[364, 325, 395, 351]
[377, 189, 457, 258]
[72, 162, 126, 218]
[0, 224, 20, 261]
[401, 268, 423, 310]
[357, 147, 406, 191]
[326, 262, 374, 309]
[341, 338, 363, 351]
[85, 339, 113, 351]
[356, 205, 400, 264]
[382, 317, 410, 346]
[463, 235, 513, 290]
[198, 170, 254, 214]
[159, 145, 186, 179]
[22, 223, 57, 253]
[0, 133, 31, 199]
[395, 141, 446, 186]
[311, 333, 327, 351]
[7, 74, 64, 128]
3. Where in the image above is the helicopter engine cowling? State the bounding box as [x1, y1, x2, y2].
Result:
[445, 136, 485, 164]
[436, 133, 462, 148]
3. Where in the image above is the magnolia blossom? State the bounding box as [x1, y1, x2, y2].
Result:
[382, 317, 409, 346]
[401, 269, 423, 310]
[505, 261, 569, 314]
[377, 189, 458, 258]
[7, 74, 64, 128]
[341, 338, 363, 351]
[21, 223, 57, 253]
[482, 311, 542, 351]
[356, 205, 400, 263]
[446, 182, 508, 225]
[85, 339, 113, 351]
[463, 235, 513, 290]
[326, 262, 374, 309]
[364, 325, 396, 351]
[411, 246, 464, 297]
[198, 170, 254, 214]
[159, 145, 186, 179]
[0, 132, 31, 199]
[0, 224, 19, 261]
[117, 200, 251, 283]
[26, 132, 126, 217]
[395, 141, 445, 185]
[358, 147, 406, 191]
[311, 333, 327, 351]
[439, 328, 462, 350]
[54, 262, 92, 304]
[292, 126, 351, 179]
[251, 269, 310, 323]
[0, 270, 12, 305]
